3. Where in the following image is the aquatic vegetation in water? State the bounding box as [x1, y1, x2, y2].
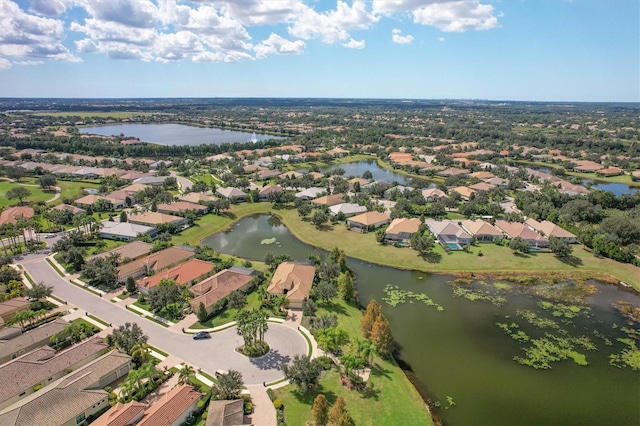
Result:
[612, 301, 640, 323]
[513, 334, 590, 369]
[496, 322, 530, 343]
[609, 338, 640, 371]
[382, 284, 444, 311]
[260, 238, 277, 245]
[452, 286, 506, 307]
[493, 281, 513, 291]
[538, 301, 587, 319]
[516, 310, 560, 329]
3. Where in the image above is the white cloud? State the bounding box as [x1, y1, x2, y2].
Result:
[254, 33, 305, 59]
[413, 0, 499, 32]
[15, 60, 44, 65]
[342, 38, 365, 49]
[0, 0, 78, 62]
[0, 58, 12, 69]
[29, 0, 67, 17]
[288, 0, 378, 44]
[211, 0, 298, 26]
[391, 28, 414, 44]
[80, 0, 158, 29]
[438, 37, 445, 42]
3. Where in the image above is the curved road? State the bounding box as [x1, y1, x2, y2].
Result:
[20, 253, 307, 384]
[170, 171, 193, 194]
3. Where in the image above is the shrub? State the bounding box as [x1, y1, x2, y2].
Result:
[266, 388, 276, 401]
[273, 399, 283, 410]
[32, 384, 43, 392]
[478, 251, 483, 257]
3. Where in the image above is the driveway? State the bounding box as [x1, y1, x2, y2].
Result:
[170, 171, 193, 193]
[20, 254, 307, 384]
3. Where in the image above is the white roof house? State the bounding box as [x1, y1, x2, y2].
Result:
[328, 203, 367, 217]
[295, 187, 326, 200]
[99, 220, 157, 241]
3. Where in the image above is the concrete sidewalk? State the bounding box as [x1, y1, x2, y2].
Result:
[246, 384, 277, 426]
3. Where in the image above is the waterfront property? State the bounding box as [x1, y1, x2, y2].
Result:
[460, 219, 505, 242]
[216, 187, 247, 202]
[328, 202, 367, 217]
[267, 261, 316, 309]
[189, 267, 257, 314]
[346, 211, 391, 232]
[258, 184, 283, 200]
[524, 218, 577, 243]
[495, 220, 549, 247]
[128, 211, 189, 230]
[384, 218, 422, 245]
[116, 246, 195, 281]
[156, 201, 208, 216]
[425, 219, 472, 248]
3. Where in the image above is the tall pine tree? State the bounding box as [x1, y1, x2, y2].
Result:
[371, 314, 394, 358]
[329, 396, 347, 425]
[312, 394, 329, 426]
[361, 299, 382, 339]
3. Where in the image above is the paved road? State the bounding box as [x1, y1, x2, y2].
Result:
[20, 253, 307, 384]
[170, 171, 193, 194]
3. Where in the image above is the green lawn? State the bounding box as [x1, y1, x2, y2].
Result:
[273, 299, 433, 426]
[510, 159, 640, 187]
[191, 289, 264, 329]
[57, 179, 101, 203]
[0, 179, 52, 207]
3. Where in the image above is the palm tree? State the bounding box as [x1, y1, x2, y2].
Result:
[356, 339, 377, 366]
[130, 343, 152, 368]
[178, 364, 195, 385]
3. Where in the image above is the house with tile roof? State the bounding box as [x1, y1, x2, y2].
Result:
[347, 211, 391, 232]
[449, 186, 475, 200]
[91, 241, 153, 263]
[179, 192, 218, 204]
[99, 220, 157, 242]
[0, 298, 30, 326]
[0, 337, 108, 410]
[258, 184, 283, 201]
[495, 220, 549, 248]
[524, 218, 577, 243]
[328, 203, 367, 218]
[52, 204, 86, 215]
[0, 350, 130, 426]
[425, 219, 472, 247]
[189, 268, 257, 314]
[267, 262, 316, 309]
[137, 384, 202, 426]
[116, 247, 195, 282]
[75, 194, 125, 211]
[421, 188, 447, 202]
[295, 187, 326, 200]
[206, 399, 249, 426]
[384, 218, 422, 244]
[460, 219, 505, 242]
[468, 182, 496, 192]
[138, 259, 215, 293]
[156, 201, 208, 216]
[0, 206, 34, 226]
[0, 319, 68, 365]
[128, 212, 189, 230]
[92, 401, 146, 426]
[216, 187, 247, 201]
[311, 193, 345, 207]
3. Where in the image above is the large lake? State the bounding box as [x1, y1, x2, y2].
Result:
[203, 214, 640, 425]
[79, 123, 284, 146]
[319, 159, 413, 185]
[582, 179, 640, 196]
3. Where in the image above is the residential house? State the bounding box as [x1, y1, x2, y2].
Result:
[421, 188, 447, 202]
[295, 187, 326, 200]
[383, 185, 414, 199]
[157, 201, 208, 216]
[92, 401, 146, 426]
[468, 182, 496, 192]
[596, 167, 623, 177]
[524, 218, 577, 243]
[116, 247, 195, 282]
[51, 204, 86, 215]
[114, 183, 149, 197]
[137, 384, 202, 426]
[133, 176, 170, 186]
[307, 172, 325, 181]
[450, 186, 475, 201]
[346, 211, 391, 232]
[348, 177, 369, 191]
[384, 218, 422, 244]
[189, 267, 257, 314]
[179, 192, 218, 204]
[149, 160, 172, 170]
[99, 220, 157, 242]
[0, 298, 30, 326]
[485, 177, 510, 189]
[267, 262, 316, 309]
[495, 220, 549, 248]
[469, 171, 495, 180]
[216, 187, 247, 202]
[74, 194, 125, 210]
[279, 171, 304, 180]
[72, 167, 100, 179]
[258, 185, 283, 201]
[437, 168, 470, 177]
[206, 399, 248, 426]
[0, 350, 131, 426]
[256, 169, 281, 181]
[311, 193, 344, 207]
[328, 203, 367, 218]
[460, 219, 504, 242]
[91, 241, 153, 263]
[0, 206, 34, 225]
[0, 319, 68, 365]
[425, 219, 472, 247]
[128, 212, 189, 230]
[138, 259, 215, 293]
[0, 337, 108, 410]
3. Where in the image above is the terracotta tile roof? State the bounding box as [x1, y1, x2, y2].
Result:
[495, 220, 548, 243]
[468, 182, 496, 192]
[0, 207, 34, 225]
[137, 384, 202, 426]
[421, 188, 447, 199]
[347, 211, 390, 226]
[138, 259, 215, 291]
[524, 219, 576, 239]
[450, 186, 475, 199]
[91, 241, 153, 262]
[0, 337, 107, 406]
[469, 171, 495, 180]
[311, 193, 344, 206]
[0, 298, 30, 321]
[190, 269, 254, 310]
[206, 399, 245, 426]
[267, 262, 316, 303]
[460, 220, 504, 237]
[179, 192, 218, 204]
[385, 218, 422, 236]
[92, 401, 146, 426]
[0, 319, 68, 361]
[128, 211, 187, 226]
[157, 201, 208, 214]
[117, 247, 195, 280]
[52, 204, 86, 215]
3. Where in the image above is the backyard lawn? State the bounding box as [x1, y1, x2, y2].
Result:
[57, 179, 101, 203]
[0, 179, 52, 207]
[190, 289, 264, 329]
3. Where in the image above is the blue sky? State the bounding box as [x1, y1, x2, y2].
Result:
[0, 0, 638, 101]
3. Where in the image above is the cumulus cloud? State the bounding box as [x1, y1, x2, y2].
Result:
[392, 28, 414, 44]
[254, 33, 305, 59]
[438, 37, 445, 42]
[342, 38, 365, 49]
[29, 0, 67, 17]
[0, 58, 12, 69]
[288, 0, 378, 44]
[0, 0, 78, 62]
[413, 0, 499, 32]
[211, 0, 298, 26]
